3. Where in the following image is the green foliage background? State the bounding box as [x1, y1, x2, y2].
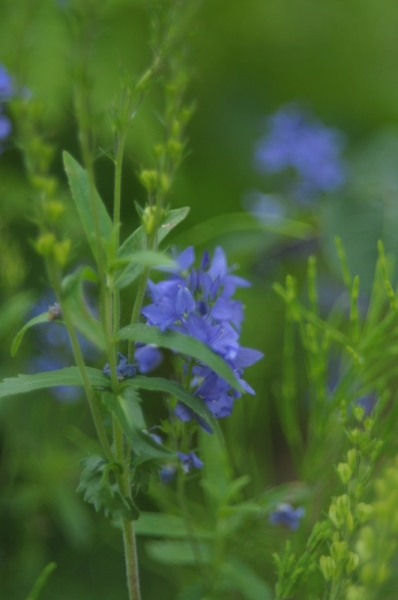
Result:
[1, 0, 398, 598]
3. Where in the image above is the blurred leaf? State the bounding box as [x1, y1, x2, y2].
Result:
[220, 558, 272, 600]
[322, 194, 383, 291]
[115, 207, 190, 288]
[0, 291, 33, 339]
[116, 324, 243, 392]
[101, 389, 174, 460]
[0, 366, 110, 399]
[63, 151, 113, 260]
[145, 540, 211, 565]
[173, 212, 314, 248]
[113, 251, 176, 286]
[122, 375, 219, 435]
[61, 267, 105, 350]
[26, 562, 57, 600]
[11, 312, 49, 357]
[77, 455, 139, 520]
[175, 583, 208, 600]
[135, 512, 212, 539]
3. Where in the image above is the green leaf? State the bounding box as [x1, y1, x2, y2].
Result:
[101, 389, 174, 460]
[220, 558, 272, 600]
[63, 151, 113, 260]
[77, 455, 139, 520]
[0, 367, 110, 399]
[145, 540, 211, 565]
[0, 291, 33, 340]
[116, 324, 243, 392]
[61, 267, 105, 350]
[113, 250, 176, 284]
[26, 562, 57, 600]
[115, 207, 190, 289]
[135, 512, 212, 539]
[11, 313, 50, 357]
[121, 375, 219, 435]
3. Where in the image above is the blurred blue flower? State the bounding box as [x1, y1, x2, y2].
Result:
[103, 352, 137, 380]
[0, 113, 11, 140]
[135, 344, 163, 374]
[269, 503, 305, 531]
[159, 464, 177, 484]
[255, 103, 346, 200]
[0, 65, 13, 101]
[141, 246, 263, 430]
[177, 451, 203, 474]
[243, 191, 286, 224]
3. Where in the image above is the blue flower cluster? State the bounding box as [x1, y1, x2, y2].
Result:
[141, 246, 263, 429]
[0, 65, 13, 149]
[269, 503, 305, 531]
[255, 103, 346, 200]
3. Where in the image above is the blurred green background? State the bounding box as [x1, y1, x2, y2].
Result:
[1, 0, 398, 598]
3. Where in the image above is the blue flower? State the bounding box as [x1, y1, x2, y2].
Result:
[255, 103, 346, 200]
[135, 344, 163, 374]
[0, 65, 13, 101]
[103, 353, 137, 380]
[0, 113, 11, 140]
[177, 451, 203, 474]
[141, 247, 263, 429]
[269, 503, 305, 531]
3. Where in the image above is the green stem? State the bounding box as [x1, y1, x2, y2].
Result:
[113, 129, 127, 340]
[177, 471, 210, 588]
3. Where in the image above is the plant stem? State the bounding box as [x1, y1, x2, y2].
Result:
[113, 128, 127, 339]
[127, 264, 151, 364]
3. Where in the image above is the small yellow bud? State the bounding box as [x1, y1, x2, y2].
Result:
[167, 139, 183, 162]
[353, 405, 364, 422]
[319, 555, 336, 581]
[346, 585, 368, 600]
[337, 463, 352, 485]
[160, 173, 170, 194]
[139, 170, 158, 193]
[331, 541, 348, 562]
[346, 551, 360, 574]
[53, 239, 71, 267]
[355, 503, 374, 524]
[43, 200, 66, 221]
[329, 504, 343, 528]
[336, 494, 350, 517]
[35, 233, 56, 256]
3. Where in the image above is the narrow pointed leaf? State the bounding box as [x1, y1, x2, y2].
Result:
[63, 151, 113, 259]
[26, 562, 57, 600]
[11, 313, 51, 357]
[121, 375, 219, 435]
[113, 250, 176, 282]
[116, 324, 243, 392]
[101, 390, 174, 459]
[115, 207, 190, 289]
[0, 367, 110, 399]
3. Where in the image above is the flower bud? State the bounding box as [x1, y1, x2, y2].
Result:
[336, 494, 350, 517]
[329, 504, 344, 528]
[349, 428, 362, 445]
[347, 448, 357, 469]
[320, 555, 336, 581]
[337, 463, 352, 485]
[331, 541, 348, 562]
[139, 170, 158, 193]
[53, 239, 71, 267]
[355, 503, 374, 524]
[356, 526, 375, 561]
[35, 233, 56, 256]
[167, 139, 183, 162]
[30, 175, 57, 196]
[160, 173, 170, 194]
[43, 200, 65, 221]
[353, 405, 364, 422]
[346, 551, 360, 574]
[346, 510, 354, 533]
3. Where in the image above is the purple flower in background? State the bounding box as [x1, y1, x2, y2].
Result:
[269, 503, 305, 531]
[141, 246, 263, 430]
[177, 451, 203, 474]
[255, 103, 346, 200]
[0, 113, 11, 140]
[0, 65, 13, 101]
[159, 464, 177, 484]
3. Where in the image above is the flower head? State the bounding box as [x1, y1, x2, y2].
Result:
[177, 451, 203, 474]
[0, 65, 13, 101]
[141, 246, 263, 430]
[269, 503, 305, 531]
[255, 103, 346, 200]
